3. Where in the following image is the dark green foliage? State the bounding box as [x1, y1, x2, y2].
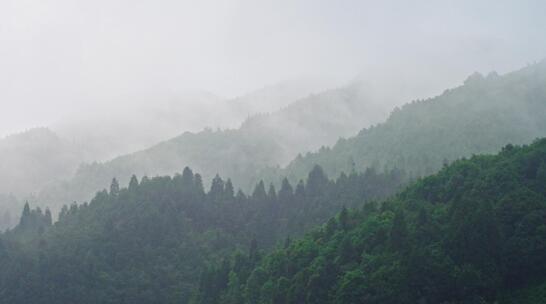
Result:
[0, 165, 404, 303]
[196, 139, 546, 303]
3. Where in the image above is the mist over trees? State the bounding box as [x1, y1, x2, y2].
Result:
[30, 81, 391, 219]
[267, 60, 546, 186]
[2, 1, 546, 303]
[0, 62, 545, 303]
[0, 79, 343, 229]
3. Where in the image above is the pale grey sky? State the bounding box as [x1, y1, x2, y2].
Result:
[1, 0, 545, 137]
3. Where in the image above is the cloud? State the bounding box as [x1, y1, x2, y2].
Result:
[0, 0, 545, 137]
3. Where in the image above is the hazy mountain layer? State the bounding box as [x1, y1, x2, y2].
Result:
[268, 61, 546, 185]
[0, 80, 333, 229]
[37, 82, 390, 213]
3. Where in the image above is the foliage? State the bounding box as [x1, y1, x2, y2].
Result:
[270, 61, 546, 186]
[195, 139, 546, 304]
[0, 164, 404, 303]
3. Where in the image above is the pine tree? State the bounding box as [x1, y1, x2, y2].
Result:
[267, 184, 277, 202]
[252, 181, 267, 201]
[209, 174, 225, 202]
[181, 166, 194, 188]
[19, 201, 31, 227]
[224, 179, 235, 200]
[307, 165, 328, 197]
[128, 175, 139, 192]
[44, 208, 52, 226]
[278, 178, 294, 203]
[295, 180, 305, 199]
[194, 174, 205, 196]
[110, 178, 120, 196]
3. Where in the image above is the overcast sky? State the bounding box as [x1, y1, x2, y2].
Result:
[1, 0, 545, 137]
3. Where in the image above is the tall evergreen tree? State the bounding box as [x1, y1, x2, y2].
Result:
[252, 181, 267, 201]
[44, 208, 52, 226]
[128, 175, 139, 192]
[224, 179, 235, 200]
[110, 178, 120, 196]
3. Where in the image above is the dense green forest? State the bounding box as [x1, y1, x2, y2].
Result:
[267, 61, 546, 186]
[1, 62, 545, 304]
[195, 139, 546, 304]
[0, 164, 404, 303]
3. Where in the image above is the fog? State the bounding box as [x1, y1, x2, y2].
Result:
[0, 0, 545, 138]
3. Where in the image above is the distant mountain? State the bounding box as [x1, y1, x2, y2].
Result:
[53, 79, 333, 162]
[227, 78, 336, 119]
[37, 82, 390, 212]
[0, 128, 84, 230]
[0, 128, 82, 195]
[52, 90, 227, 162]
[270, 61, 546, 184]
[0, 79, 333, 228]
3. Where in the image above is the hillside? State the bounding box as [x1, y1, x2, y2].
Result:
[0, 128, 83, 195]
[270, 61, 546, 185]
[194, 138, 546, 304]
[0, 165, 404, 303]
[38, 82, 389, 212]
[53, 79, 330, 161]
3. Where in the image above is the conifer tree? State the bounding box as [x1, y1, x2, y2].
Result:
[44, 208, 52, 226]
[278, 178, 294, 203]
[128, 175, 139, 192]
[224, 179, 235, 200]
[19, 202, 31, 227]
[209, 174, 225, 202]
[252, 181, 267, 201]
[110, 178, 120, 196]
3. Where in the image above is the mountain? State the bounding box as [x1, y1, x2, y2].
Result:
[0, 128, 83, 195]
[269, 61, 546, 185]
[52, 91, 226, 162]
[0, 128, 86, 231]
[37, 82, 390, 213]
[0, 80, 336, 229]
[0, 128, 87, 202]
[0, 164, 404, 303]
[227, 78, 337, 119]
[193, 138, 546, 304]
[52, 78, 334, 162]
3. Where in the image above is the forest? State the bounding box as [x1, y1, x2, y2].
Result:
[1, 3, 546, 302]
[193, 139, 546, 303]
[0, 165, 405, 303]
[1, 62, 546, 303]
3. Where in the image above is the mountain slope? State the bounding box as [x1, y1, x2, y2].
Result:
[0, 165, 404, 303]
[195, 138, 546, 304]
[0, 128, 83, 195]
[39, 82, 389, 211]
[272, 61, 546, 185]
